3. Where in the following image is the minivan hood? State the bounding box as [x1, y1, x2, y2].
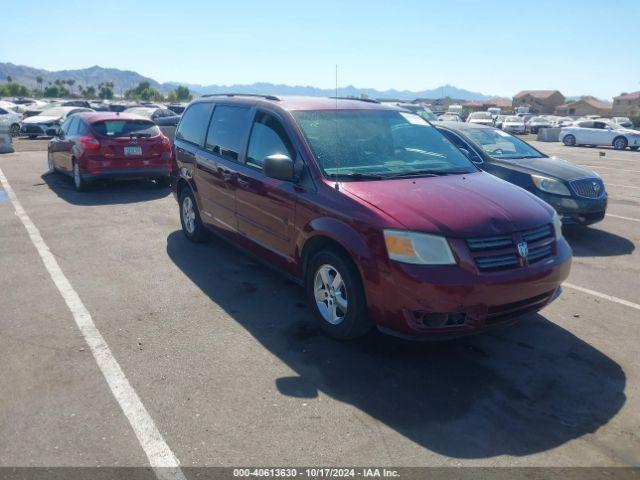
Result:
[341, 171, 553, 238]
[493, 156, 600, 181]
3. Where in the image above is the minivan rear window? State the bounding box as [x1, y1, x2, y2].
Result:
[91, 120, 160, 137]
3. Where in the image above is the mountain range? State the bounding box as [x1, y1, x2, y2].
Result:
[1, 61, 497, 101]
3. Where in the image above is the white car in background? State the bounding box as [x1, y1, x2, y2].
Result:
[437, 113, 462, 122]
[527, 116, 553, 134]
[502, 115, 526, 134]
[0, 105, 23, 137]
[611, 116, 634, 129]
[20, 106, 93, 138]
[560, 119, 640, 150]
[554, 117, 575, 128]
[466, 111, 494, 126]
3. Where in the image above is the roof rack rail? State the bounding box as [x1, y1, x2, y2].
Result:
[329, 96, 380, 104]
[201, 93, 281, 101]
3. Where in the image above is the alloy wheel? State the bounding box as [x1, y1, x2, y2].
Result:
[313, 264, 348, 325]
[182, 196, 196, 235]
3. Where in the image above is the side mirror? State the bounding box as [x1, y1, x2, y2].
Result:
[263, 154, 295, 181]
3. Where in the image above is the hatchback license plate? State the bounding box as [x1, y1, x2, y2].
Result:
[124, 146, 142, 156]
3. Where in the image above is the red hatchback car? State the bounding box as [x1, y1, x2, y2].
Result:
[172, 95, 572, 340]
[47, 112, 172, 191]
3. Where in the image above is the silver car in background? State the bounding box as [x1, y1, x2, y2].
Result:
[502, 115, 526, 134]
[560, 119, 640, 150]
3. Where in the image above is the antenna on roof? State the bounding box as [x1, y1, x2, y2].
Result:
[334, 64, 339, 190]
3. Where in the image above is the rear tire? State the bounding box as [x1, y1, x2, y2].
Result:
[47, 152, 57, 174]
[179, 187, 208, 243]
[72, 160, 90, 192]
[613, 136, 628, 150]
[305, 249, 371, 340]
[563, 134, 576, 147]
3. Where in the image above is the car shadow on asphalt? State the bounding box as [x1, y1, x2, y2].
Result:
[563, 226, 635, 257]
[41, 172, 170, 206]
[166, 230, 626, 459]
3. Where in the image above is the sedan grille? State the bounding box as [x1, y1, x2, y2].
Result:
[570, 178, 605, 199]
[466, 224, 555, 272]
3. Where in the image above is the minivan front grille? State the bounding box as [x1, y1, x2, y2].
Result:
[466, 224, 555, 272]
[571, 178, 605, 199]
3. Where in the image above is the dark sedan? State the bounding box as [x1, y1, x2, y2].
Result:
[436, 122, 607, 226]
[123, 106, 181, 126]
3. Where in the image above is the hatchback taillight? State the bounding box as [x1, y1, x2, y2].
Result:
[79, 134, 101, 151]
[160, 135, 171, 152]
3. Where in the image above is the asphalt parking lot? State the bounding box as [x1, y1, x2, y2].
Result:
[0, 137, 639, 471]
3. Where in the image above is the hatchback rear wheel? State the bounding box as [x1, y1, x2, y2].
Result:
[72, 160, 89, 192]
[306, 249, 371, 340]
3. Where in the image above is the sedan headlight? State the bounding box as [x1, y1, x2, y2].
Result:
[383, 230, 456, 265]
[531, 174, 571, 196]
[552, 211, 563, 240]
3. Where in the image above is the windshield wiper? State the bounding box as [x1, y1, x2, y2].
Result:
[332, 172, 386, 180]
[386, 169, 467, 179]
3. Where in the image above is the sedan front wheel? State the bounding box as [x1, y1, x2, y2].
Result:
[613, 137, 628, 150]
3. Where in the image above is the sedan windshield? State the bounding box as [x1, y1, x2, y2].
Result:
[469, 112, 493, 119]
[504, 116, 521, 122]
[463, 128, 544, 159]
[37, 107, 71, 117]
[293, 110, 476, 179]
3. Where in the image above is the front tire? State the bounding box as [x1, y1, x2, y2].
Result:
[563, 134, 576, 147]
[179, 187, 208, 242]
[613, 136, 628, 150]
[305, 249, 371, 340]
[72, 160, 89, 192]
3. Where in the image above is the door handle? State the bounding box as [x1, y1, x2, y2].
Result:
[221, 170, 236, 182]
[237, 177, 250, 189]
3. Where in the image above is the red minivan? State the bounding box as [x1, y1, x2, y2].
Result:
[172, 95, 572, 340]
[48, 112, 172, 191]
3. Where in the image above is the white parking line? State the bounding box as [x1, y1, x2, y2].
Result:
[606, 214, 640, 223]
[0, 167, 185, 480]
[564, 283, 640, 311]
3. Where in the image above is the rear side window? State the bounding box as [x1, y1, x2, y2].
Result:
[205, 105, 252, 161]
[76, 120, 89, 136]
[176, 102, 214, 146]
[578, 121, 594, 128]
[65, 117, 79, 135]
[247, 112, 294, 168]
[91, 120, 160, 137]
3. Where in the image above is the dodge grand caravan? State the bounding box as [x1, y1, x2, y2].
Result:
[172, 95, 572, 340]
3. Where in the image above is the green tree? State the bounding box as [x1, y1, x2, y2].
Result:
[98, 82, 114, 100]
[36, 75, 43, 92]
[124, 81, 164, 102]
[0, 82, 30, 97]
[81, 85, 97, 99]
[43, 85, 70, 98]
[6, 75, 12, 83]
[167, 85, 192, 103]
[67, 79, 76, 94]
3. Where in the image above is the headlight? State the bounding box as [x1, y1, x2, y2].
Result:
[552, 211, 563, 240]
[383, 230, 456, 265]
[531, 174, 571, 196]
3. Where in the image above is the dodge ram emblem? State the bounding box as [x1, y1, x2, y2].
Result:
[517, 241, 529, 259]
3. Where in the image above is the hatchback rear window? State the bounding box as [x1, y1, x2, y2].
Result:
[91, 120, 160, 137]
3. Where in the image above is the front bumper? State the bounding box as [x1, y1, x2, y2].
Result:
[365, 238, 572, 338]
[20, 124, 49, 136]
[536, 191, 607, 225]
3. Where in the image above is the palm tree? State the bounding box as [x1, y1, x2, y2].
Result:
[36, 75, 43, 93]
[6, 75, 12, 83]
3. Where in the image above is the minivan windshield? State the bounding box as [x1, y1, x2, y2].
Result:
[464, 128, 545, 159]
[292, 110, 477, 179]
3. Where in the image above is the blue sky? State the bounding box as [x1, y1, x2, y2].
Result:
[2, 0, 638, 99]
